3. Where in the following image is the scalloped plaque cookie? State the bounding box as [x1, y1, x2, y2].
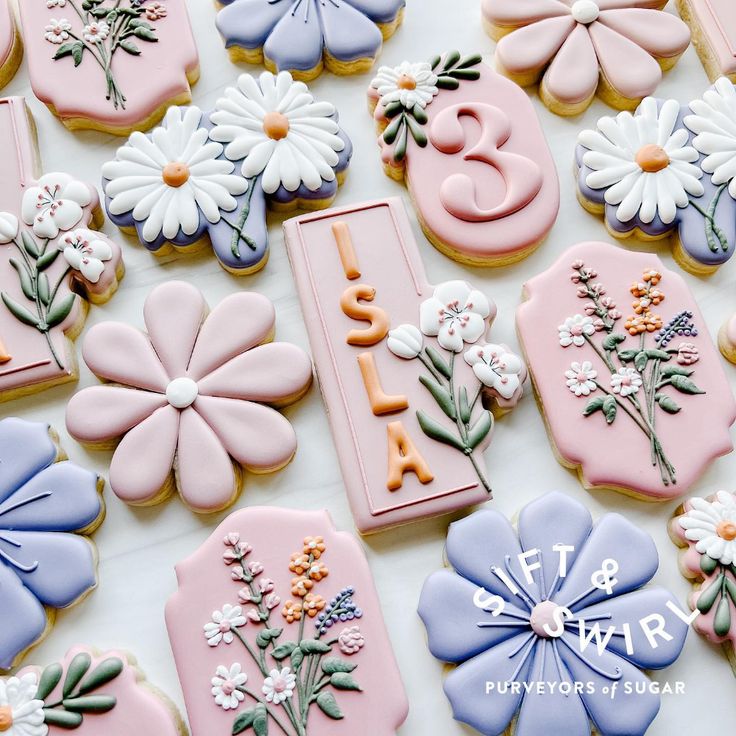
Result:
[12, 646, 185, 734]
[419, 493, 689, 735]
[367, 52, 559, 266]
[215, 0, 405, 80]
[284, 198, 526, 533]
[19, 0, 199, 135]
[576, 79, 736, 275]
[102, 72, 352, 275]
[516, 241, 736, 500]
[0, 0, 22, 90]
[0, 418, 104, 672]
[166, 507, 408, 736]
[0, 97, 123, 403]
[483, 0, 690, 116]
[671, 491, 736, 674]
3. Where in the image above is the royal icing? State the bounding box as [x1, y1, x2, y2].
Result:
[0, 418, 103, 672]
[516, 241, 736, 499]
[103, 72, 352, 274]
[0, 97, 123, 402]
[14, 646, 183, 734]
[576, 80, 736, 273]
[20, 0, 199, 133]
[215, 0, 405, 78]
[283, 198, 526, 534]
[367, 52, 558, 265]
[483, 0, 691, 113]
[0, 0, 21, 88]
[166, 507, 408, 736]
[419, 493, 689, 736]
[671, 492, 736, 663]
[677, 0, 736, 80]
[65, 281, 313, 513]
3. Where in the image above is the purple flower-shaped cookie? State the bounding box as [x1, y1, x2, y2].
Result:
[0, 417, 103, 670]
[419, 493, 688, 736]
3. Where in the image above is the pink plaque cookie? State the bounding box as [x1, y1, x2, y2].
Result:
[516, 241, 736, 500]
[283, 198, 526, 534]
[670, 492, 736, 674]
[367, 52, 559, 266]
[677, 0, 736, 81]
[166, 507, 408, 736]
[0, 97, 123, 403]
[0, 0, 21, 89]
[65, 281, 312, 514]
[12, 646, 184, 734]
[19, 0, 199, 134]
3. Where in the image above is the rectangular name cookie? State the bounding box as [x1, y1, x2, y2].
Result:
[284, 198, 525, 533]
[678, 0, 736, 81]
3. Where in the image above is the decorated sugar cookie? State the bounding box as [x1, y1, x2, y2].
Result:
[284, 198, 526, 534]
[103, 72, 352, 274]
[671, 492, 736, 674]
[166, 507, 408, 736]
[419, 493, 689, 736]
[483, 0, 690, 116]
[677, 0, 736, 82]
[0, 418, 104, 672]
[367, 52, 558, 266]
[65, 281, 312, 514]
[0, 97, 123, 403]
[718, 313, 736, 363]
[516, 241, 736, 500]
[0, 0, 22, 90]
[12, 646, 184, 733]
[19, 0, 199, 135]
[215, 0, 405, 80]
[576, 80, 736, 275]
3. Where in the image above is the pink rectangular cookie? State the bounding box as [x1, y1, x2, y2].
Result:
[678, 0, 736, 80]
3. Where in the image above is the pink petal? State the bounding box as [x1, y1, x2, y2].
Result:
[109, 405, 179, 504]
[195, 395, 298, 471]
[482, 0, 568, 25]
[543, 24, 599, 105]
[589, 20, 662, 100]
[188, 293, 276, 381]
[597, 9, 689, 60]
[66, 385, 167, 443]
[197, 343, 312, 404]
[496, 15, 575, 74]
[82, 322, 169, 391]
[176, 408, 236, 512]
[143, 281, 206, 378]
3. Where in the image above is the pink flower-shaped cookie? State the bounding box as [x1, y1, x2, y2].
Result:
[482, 0, 691, 115]
[65, 281, 312, 513]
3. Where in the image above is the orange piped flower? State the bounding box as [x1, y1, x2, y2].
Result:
[303, 593, 326, 618]
[281, 600, 303, 623]
[307, 561, 329, 581]
[303, 535, 326, 559]
[288, 553, 311, 576]
[291, 576, 314, 597]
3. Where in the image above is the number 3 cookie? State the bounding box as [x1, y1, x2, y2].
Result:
[367, 51, 558, 266]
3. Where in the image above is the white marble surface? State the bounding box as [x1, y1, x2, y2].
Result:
[3, 0, 736, 733]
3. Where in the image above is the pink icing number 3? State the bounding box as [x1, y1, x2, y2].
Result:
[430, 102, 543, 223]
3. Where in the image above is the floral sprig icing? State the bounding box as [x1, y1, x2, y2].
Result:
[561, 260, 705, 486]
[371, 51, 482, 162]
[204, 532, 364, 734]
[46, 0, 167, 109]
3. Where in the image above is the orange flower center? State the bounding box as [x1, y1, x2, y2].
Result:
[0, 707, 13, 731]
[717, 520, 736, 541]
[635, 144, 670, 173]
[162, 162, 190, 188]
[397, 74, 417, 90]
[263, 111, 290, 140]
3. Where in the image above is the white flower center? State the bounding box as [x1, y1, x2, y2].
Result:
[571, 0, 599, 24]
[530, 600, 565, 638]
[166, 377, 198, 409]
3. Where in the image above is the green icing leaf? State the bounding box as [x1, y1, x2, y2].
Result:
[321, 657, 357, 675]
[381, 114, 403, 145]
[53, 41, 79, 61]
[644, 348, 671, 361]
[458, 386, 471, 424]
[9, 258, 35, 300]
[43, 708, 83, 728]
[429, 54, 442, 71]
[696, 575, 723, 614]
[416, 410, 465, 452]
[669, 375, 705, 395]
[602, 396, 617, 425]
[63, 653, 92, 698]
[119, 39, 141, 55]
[232, 708, 256, 734]
[458, 53, 483, 68]
[253, 704, 268, 736]
[583, 396, 605, 416]
[72, 43, 84, 68]
[2, 293, 41, 328]
[602, 333, 626, 351]
[256, 628, 282, 649]
[467, 411, 492, 450]
[655, 393, 680, 414]
[714, 595, 732, 637]
[660, 365, 693, 378]
[425, 346, 452, 379]
[382, 100, 403, 119]
[290, 647, 304, 671]
[700, 554, 719, 575]
[77, 657, 124, 695]
[316, 691, 344, 720]
[436, 76, 460, 90]
[393, 121, 408, 162]
[634, 351, 648, 372]
[62, 695, 116, 713]
[38, 273, 50, 306]
[36, 663, 63, 701]
[46, 292, 76, 329]
[405, 114, 427, 147]
[419, 375, 456, 420]
[447, 68, 480, 80]
[128, 19, 154, 30]
[617, 349, 638, 363]
[270, 642, 297, 660]
[36, 248, 60, 272]
[21, 231, 40, 259]
[442, 50, 461, 71]
[330, 672, 361, 691]
[725, 577, 736, 604]
[412, 104, 428, 125]
[132, 26, 158, 42]
[299, 639, 331, 655]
